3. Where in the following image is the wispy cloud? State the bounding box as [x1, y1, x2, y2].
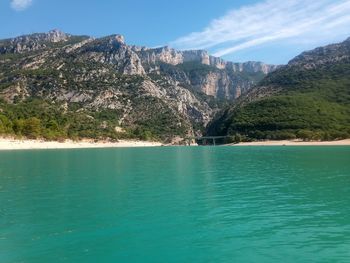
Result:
[170, 0, 350, 57]
[11, 0, 33, 11]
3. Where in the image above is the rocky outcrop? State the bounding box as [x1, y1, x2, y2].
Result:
[226, 61, 279, 74]
[0, 30, 278, 99]
[75, 35, 145, 75]
[132, 45, 277, 99]
[288, 38, 350, 69]
[45, 29, 70, 43]
[133, 46, 210, 66]
[0, 30, 71, 54]
[0, 30, 279, 138]
[134, 45, 277, 73]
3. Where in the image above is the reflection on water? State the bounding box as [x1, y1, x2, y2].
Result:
[0, 147, 350, 262]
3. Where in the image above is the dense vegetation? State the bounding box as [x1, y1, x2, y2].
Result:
[4, 31, 348, 143]
[0, 98, 116, 140]
[0, 45, 201, 142]
[1, 32, 231, 143]
[207, 62, 350, 142]
[0, 98, 188, 142]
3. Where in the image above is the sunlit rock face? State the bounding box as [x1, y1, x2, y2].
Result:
[0, 30, 279, 136]
[132, 45, 278, 100]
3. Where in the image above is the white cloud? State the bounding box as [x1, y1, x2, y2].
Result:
[11, 0, 33, 11]
[170, 0, 350, 57]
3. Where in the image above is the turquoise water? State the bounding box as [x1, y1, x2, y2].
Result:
[1, 147, 350, 262]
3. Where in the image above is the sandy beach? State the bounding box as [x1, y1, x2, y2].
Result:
[0, 137, 162, 150]
[233, 139, 350, 146]
[1, 137, 350, 150]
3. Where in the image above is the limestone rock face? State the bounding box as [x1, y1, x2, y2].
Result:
[132, 46, 278, 99]
[0, 30, 280, 137]
[133, 47, 210, 66]
[0, 30, 278, 100]
[0, 29, 71, 54]
[75, 35, 146, 75]
[226, 61, 279, 74]
[46, 29, 70, 43]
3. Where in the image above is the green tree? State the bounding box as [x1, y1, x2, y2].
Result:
[0, 114, 13, 134]
[23, 117, 41, 139]
[13, 119, 25, 135]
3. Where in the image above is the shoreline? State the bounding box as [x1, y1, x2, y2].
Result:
[1, 138, 350, 150]
[232, 139, 350, 146]
[0, 137, 162, 150]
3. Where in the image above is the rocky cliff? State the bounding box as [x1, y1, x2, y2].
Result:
[0, 30, 278, 99]
[0, 30, 277, 141]
[132, 45, 278, 99]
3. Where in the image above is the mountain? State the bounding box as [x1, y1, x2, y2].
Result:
[207, 37, 350, 142]
[132, 45, 278, 99]
[0, 30, 276, 142]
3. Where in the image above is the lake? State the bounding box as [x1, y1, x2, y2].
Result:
[1, 146, 350, 262]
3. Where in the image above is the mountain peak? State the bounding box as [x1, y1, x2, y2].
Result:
[48, 29, 64, 34]
[113, 34, 125, 44]
[46, 29, 70, 42]
[100, 34, 125, 45]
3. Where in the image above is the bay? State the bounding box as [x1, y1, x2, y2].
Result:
[1, 146, 350, 262]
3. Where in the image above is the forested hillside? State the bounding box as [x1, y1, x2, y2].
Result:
[207, 38, 350, 141]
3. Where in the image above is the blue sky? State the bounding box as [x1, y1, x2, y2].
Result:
[1, 0, 350, 64]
